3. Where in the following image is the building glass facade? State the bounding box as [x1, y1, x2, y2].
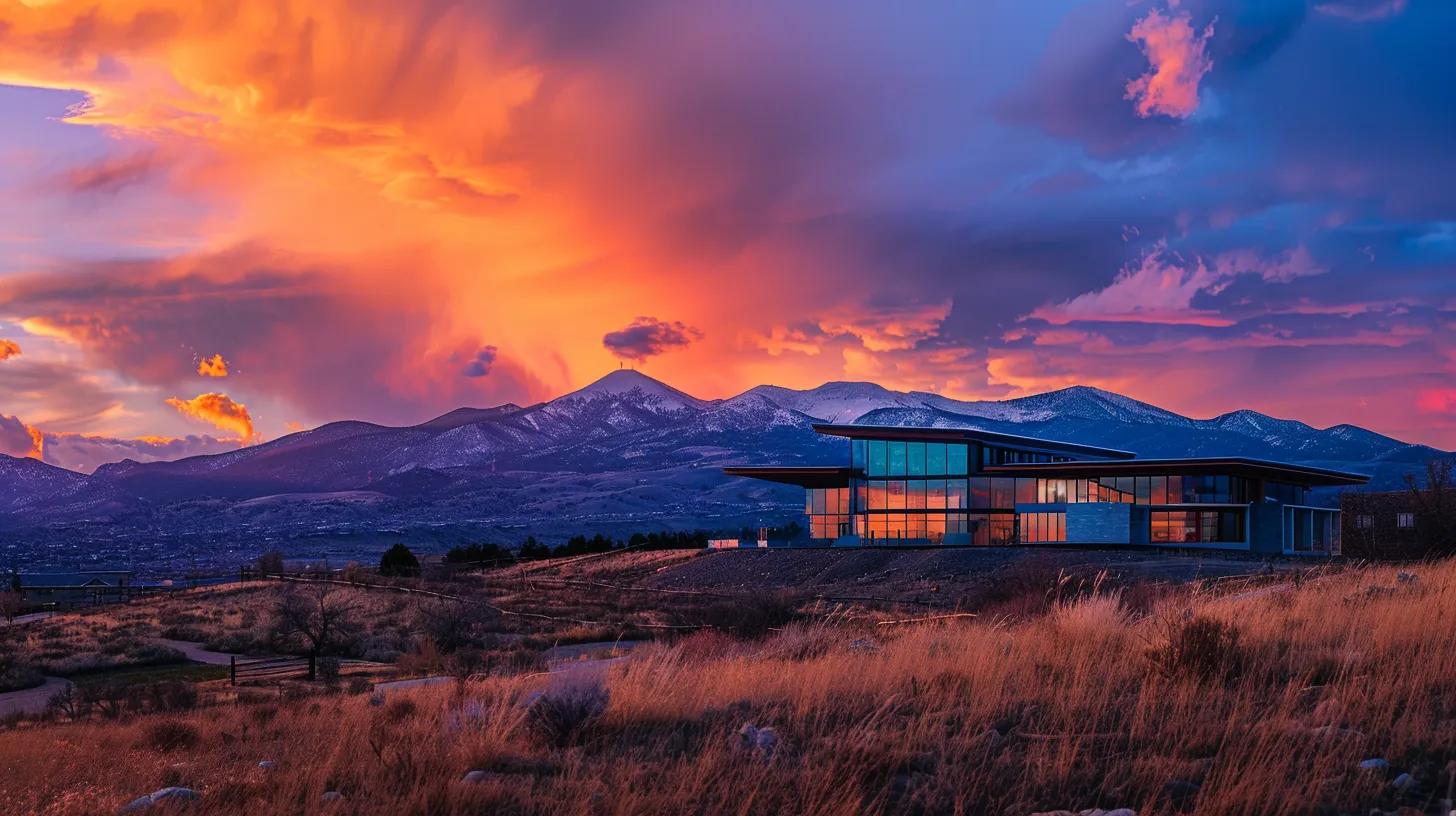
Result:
[727, 424, 1366, 555]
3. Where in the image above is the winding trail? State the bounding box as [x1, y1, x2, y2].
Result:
[0, 676, 70, 719]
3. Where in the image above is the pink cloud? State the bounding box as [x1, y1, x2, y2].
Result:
[1315, 1, 1407, 21]
[1418, 388, 1456, 415]
[1124, 8, 1216, 119]
[41, 432, 237, 473]
[1029, 244, 1322, 327]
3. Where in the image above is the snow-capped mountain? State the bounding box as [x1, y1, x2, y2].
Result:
[3, 370, 1449, 570]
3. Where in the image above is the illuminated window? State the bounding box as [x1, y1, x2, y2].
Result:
[1397, 513, 1415, 529]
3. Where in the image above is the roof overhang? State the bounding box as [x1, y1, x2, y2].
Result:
[722, 466, 855, 488]
[810, 423, 1136, 460]
[983, 458, 1370, 487]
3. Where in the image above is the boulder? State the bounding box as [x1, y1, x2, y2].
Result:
[321, 791, 344, 802]
[738, 723, 778, 758]
[462, 770, 498, 784]
[1359, 758, 1390, 771]
[847, 638, 880, 653]
[1391, 772, 1414, 790]
[257, 760, 277, 771]
[120, 787, 201, 812]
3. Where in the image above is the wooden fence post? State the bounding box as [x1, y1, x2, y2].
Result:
[229, 655, 236, 687]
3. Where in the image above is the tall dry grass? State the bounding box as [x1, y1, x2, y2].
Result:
[2, 560, 1455, 815]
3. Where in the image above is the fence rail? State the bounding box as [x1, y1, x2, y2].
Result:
[230, 654, 315, 685]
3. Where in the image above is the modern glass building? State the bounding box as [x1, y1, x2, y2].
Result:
[725, 424, 1369, 556]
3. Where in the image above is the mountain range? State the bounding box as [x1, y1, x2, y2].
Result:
[2, 369, 1449, 572]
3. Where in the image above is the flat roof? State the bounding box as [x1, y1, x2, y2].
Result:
[983, 457, 1370, 487]
[810, 423, 1136, 460]
[721, 466, 855, 488]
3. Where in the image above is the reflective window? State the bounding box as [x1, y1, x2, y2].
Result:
[868, 440, 887, 476]
[926, 443, 947, 476]
[889, 442, 907, 476]
[907, 480, 927, 509]
[947, 444, 969, 476]
[906, 442, 925, 476]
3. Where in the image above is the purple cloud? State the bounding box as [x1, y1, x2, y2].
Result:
[602, 317, 703, 362]
[462, 345, 498, 378]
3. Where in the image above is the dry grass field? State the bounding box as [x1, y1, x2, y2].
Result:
[2, 554, 1454, 815]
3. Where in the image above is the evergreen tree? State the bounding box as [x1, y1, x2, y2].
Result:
[378, 543, 421, 577]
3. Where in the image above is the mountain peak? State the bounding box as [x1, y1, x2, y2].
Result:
[557, 369, 707, 411]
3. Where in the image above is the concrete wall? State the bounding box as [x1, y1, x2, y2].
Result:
[1065, 502, 1132, 545]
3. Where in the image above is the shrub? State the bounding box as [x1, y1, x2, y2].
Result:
[527, 677, 609, 748]
[0, 654, 43, 693]
[1150, 614, 1245, 684]
[145, 720, 200, 752]
[317, 655, 342, 684]
[347, 677, 373, 695]
[144, 681, 199, 713]
[677, 592, 798, 639]
[378, 544, 420, 578]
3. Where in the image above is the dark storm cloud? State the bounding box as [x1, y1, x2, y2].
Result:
[602, 317, 703, 362]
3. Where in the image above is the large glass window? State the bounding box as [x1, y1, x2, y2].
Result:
[925, 443, 947, 476]
[1150, 509, 1245, 543]
[888, 442, 907, 476]
[907, 480, 927, 510]
[947, 444, 969, 476]
[888, 480, 906, 510]
[851, 439, 865, 471]
[925, 479, 946, 510]
[906, 442, 925, 477]
[806, 487, 850, 539]
[1020, 512, 1067, 543]
[947, 480, 968, 509]
[969, 477, 990, 508]
[1016, 478, 1036, 505]
[868, 440, 887, 476]
[990, 478, 1015, 508]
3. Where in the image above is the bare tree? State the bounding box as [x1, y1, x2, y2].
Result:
[256, 550, 286, 577]
[413, 598, 495, 653]
[1405, 459, 1456, 557]
[271, 583, 361, 659]
[0, 589, 22, 624]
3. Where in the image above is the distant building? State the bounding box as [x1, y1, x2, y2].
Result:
[1340, 490, 1424, 560]
[726, 424, 1369, 556]
[15, 571, 134, 607]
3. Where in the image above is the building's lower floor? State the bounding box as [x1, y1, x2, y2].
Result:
[811, 502, 1341, 556]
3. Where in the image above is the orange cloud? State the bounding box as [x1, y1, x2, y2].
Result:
[1124, 8, 1215, 119]
[817, 301, 953, 353]
[0, 414, 44, 460]
[165, 392, 255, 443]
[0, 339, 19, 360]
[197, 353, 229, 377]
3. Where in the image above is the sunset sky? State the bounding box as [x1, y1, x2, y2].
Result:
[1, 0, 1453, 471]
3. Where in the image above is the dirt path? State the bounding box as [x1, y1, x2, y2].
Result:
[153, 638, 243, 665]
[0, 676, 70, 719]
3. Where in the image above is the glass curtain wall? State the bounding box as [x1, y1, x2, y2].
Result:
[851, 439, 970, 543]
